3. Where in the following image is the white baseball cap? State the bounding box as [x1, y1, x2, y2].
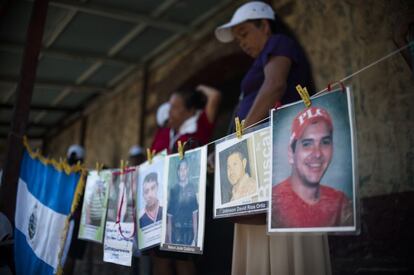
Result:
[215, 1, 275, 43]
[67, 144, 85, 159]
[129, 145, 144, 157]
[156, 102, 170, 127]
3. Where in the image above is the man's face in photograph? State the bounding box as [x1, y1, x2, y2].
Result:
[289, 120, 333, 186]
[178, 161, 189, 182]
[143, 179, 158, 207]
[226, 152, 246, 186]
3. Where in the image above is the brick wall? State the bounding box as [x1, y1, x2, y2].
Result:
[273, 0, 414, 197]
[45, 119, 82, 160]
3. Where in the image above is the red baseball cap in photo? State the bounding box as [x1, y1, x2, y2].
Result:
[289, 107, 333, 145]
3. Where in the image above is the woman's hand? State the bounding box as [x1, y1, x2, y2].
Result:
[196, 84, 222, 123]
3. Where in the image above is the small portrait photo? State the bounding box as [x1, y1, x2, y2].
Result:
[79, 170, 111, 243]
[103, 169, 136, 266]
[107, 168, 137, 224]
[219, 139, 258, 204]
[88, 179, 106, 226]
[139, 172, 163, 228]
[136, 155, 165, 250]
[160, 146, 207, 254]
[106, 171, 119, 223]
[214, 126, 270, 218]
[269, 88, 357, 233]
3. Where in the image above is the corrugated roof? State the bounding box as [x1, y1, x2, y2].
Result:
[0, 0, 235, 141]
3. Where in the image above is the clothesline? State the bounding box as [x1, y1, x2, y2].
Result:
[201, 42, 412, 149]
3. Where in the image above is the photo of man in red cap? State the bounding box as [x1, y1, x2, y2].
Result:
[271, 106, 354, 229]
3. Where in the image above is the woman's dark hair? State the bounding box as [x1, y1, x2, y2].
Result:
[173, 89, 207, 110]
[248, 15, 300, 46]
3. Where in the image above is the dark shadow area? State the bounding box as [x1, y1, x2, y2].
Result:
[179, 52, 252, 139]
[329, 191, 414, 275]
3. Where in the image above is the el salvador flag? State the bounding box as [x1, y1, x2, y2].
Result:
[14, 150, 81, 275]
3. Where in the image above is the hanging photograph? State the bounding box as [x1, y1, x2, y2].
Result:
[160, 146, 207, 254]
[103, 168, 137, 266]
[268, 88, 357, 233]
[136, 154, 166, 250]
[214, 125, 271, 218]
[78, 170, 111, 243]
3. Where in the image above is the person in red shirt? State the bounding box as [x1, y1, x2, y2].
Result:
[151, 85, 221, 154]
[150, 85, 220, 275]
[272, 106, 353, 228]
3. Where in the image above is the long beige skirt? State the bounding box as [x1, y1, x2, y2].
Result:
[231, 224, 332, 275]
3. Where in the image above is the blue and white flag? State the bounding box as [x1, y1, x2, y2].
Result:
[14, 149, 82, 275]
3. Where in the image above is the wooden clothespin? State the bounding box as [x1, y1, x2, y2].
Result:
[57, 157, 63, 171]
[61, 157, 70, 171]
[147, 148, 155, 164]
[296, 85, 311, 107]
[408, 25, 414, 79]
[75, 161, 83, 173]
[235, 117, 245, 139]
[177, 140, 186, 160]
[96, 162, 103, 174]
[120, 159, 125, 173]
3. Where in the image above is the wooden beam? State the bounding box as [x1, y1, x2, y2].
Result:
[0, 134, 44, 139]
[0, 122, 11, 128]
[0, 0, 12, 19]
[0, 0, 49, 225]
[49, 0, 189, 33]
[0, 103, 79, 112]
[147, 0, 235, 68]
[108, 0, 236, 91]
[0, 121, 49, 127]
[0, 75, 110, 92]
[79, 115, 87, 146]
[138, 62, 149, 146]
[41, 93, 99, 141]
[0, 42, 135, 66]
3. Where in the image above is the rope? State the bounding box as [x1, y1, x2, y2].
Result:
[204, 42, 412, 146]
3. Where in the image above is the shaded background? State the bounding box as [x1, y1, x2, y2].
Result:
[1, 0, 413, 274]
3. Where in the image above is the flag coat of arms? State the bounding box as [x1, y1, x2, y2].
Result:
[14, 149, 83, 274]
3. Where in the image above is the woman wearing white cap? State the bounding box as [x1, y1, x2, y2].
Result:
[216, 2, 330, 275]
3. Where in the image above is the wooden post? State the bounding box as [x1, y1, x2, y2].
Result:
[0, 0, 49, 224]
[80, 115, 87, 146]
[409, 25, 414, 75]
[138, 63, 150, 146]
